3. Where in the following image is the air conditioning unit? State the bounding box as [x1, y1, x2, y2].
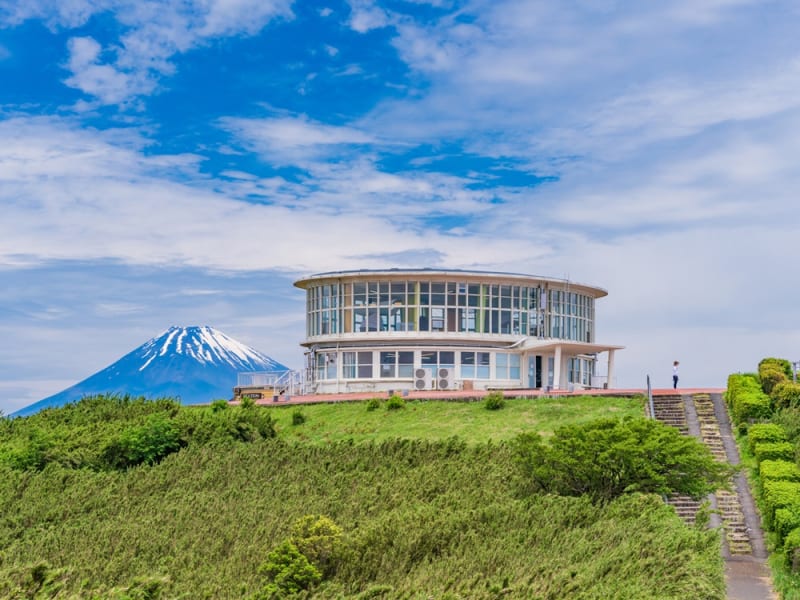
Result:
[413, 368, 431, 391]
[437, 367, 454, 390]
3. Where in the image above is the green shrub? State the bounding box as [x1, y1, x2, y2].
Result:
[748, 423, 788, 454]
[774, 507, 800, 544]
[102, 415, 183, 469]
[255, 540, 321, 598]
[484, 391, 506, 411]
[726, 373, 760, 407]
[773, 408, 800, 446]
[733, 392, 772, 424]
[754, 442, 795, 463]
[726, 374, 771, 424]
[365, 398, 381, 412]
[512, 417, 732, 503]
[760, 357, 793, 380]
[240, 396, 256, 410]
[785, 527, 800, 571]
[177, 405, 276, 445]
[773, 382, 800, 410]
[291, 410, 307, 426]
[760, 460, 800, 482]
[210, 399, 230, 412]
[385, 395, 406, 411]
[762, 480, 800, 527]
[760, 365, 788, 396]
[289, 515, 343, 576]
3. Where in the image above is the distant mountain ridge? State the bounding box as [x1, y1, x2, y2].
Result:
[12, 326, 290, 417]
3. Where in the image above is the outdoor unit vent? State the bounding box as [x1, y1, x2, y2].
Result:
[437, 367, 454, 390]
[414, 368, 431, 391]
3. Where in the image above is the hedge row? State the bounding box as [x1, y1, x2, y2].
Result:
[741, 361, 800, 569]
[748, 423, 788, 454]
[762, 480, 800, 530]
[726, 374, 771, 425]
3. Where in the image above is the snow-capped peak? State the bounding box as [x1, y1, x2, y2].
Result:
[138, 326, 286, 372]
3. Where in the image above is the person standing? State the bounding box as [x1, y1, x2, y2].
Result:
[672, 361, 679, 389]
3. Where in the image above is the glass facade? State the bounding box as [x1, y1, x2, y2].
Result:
[305, 278, 595, 343]
[297, 271, 613, 392]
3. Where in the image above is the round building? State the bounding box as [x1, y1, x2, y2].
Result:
[294, 269, 622, 394]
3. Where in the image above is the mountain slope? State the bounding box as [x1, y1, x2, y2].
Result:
[12, 326, 290, 417]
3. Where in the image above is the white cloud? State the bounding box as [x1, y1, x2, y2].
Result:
[0, 116, 550, 275]
[219, 114, 375, 164]
[347, 0, 389, 33]
[6, 0, 294, 106]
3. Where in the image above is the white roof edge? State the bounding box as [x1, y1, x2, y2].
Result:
[293, 269, 608, 297]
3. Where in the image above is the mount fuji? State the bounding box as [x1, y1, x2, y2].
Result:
[11, 326, 290, 417]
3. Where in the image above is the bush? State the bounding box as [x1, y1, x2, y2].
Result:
[760, 365, 788, 396]
[178, 405, 276, 445]
[102, 415, 183, 469]
[385, 395, 406, 411]
[254, 515, 342, 598]
[786, 527, 800, 571]
[484, 391, 506, 411]
[210, 399, 230, 413]
[754, 442, 795, 464]
[748, 423, 788, 454]
[773, 408, 800, 446]
[775, 507, 800, 544]
[773, 382, 800, 410]
[726, 374, 771, 424]
[762, 480, 800, 528]
[512, 417, 732, 503]
[291, 410, 307, 426]
[289, 515, 343, 576]
[365, 398, 381, 412]
[255, 540, 321, 598]
[760, 357, 793, 380]
[760, 460, 800, 483]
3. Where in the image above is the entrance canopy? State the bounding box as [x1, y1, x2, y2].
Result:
[517, 339, 625, 390]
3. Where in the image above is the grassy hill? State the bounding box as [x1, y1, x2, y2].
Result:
[0, 395, 726, 599]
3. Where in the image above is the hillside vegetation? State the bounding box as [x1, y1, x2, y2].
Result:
[0, 395, 727, 599]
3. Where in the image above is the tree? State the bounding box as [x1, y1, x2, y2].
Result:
[511, 417, 732, 503]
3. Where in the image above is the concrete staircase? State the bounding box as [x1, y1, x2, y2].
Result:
[650, 392, 759, 556]
[692, 393, 753, 556]
[649, 393, 702, 523]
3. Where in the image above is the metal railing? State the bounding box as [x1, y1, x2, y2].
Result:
[237, 370, 305, 396]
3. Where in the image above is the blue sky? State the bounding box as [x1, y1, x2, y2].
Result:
[2, 0, 800, 413]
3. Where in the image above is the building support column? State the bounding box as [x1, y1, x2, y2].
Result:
[607, 350, 616, 389]
[553, 345, 562, 390]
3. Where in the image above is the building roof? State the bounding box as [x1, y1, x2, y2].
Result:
[294, 268, 608, 298]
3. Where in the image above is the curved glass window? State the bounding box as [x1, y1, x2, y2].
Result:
[305, 279, 595, 342]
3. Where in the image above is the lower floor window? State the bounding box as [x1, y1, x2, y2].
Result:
[496, 353, 520, 379]
[380, 351, 414, 378]
[343, 351, 373, 378]
[460, 351, 490, 378]
[315, 352, 337, 380]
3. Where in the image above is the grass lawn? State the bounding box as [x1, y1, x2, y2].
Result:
[265, 394, 646, 444]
